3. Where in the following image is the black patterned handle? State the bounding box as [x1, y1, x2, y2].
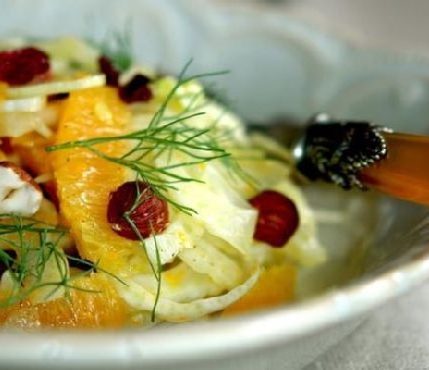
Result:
[294, 114, 389, 190]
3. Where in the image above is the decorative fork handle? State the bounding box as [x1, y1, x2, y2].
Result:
[293, 113, 429, 206]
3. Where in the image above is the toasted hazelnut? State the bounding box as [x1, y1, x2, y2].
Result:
[0, 161, 43, 216]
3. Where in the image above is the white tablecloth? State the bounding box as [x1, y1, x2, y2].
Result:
[304, 281, 429, 370]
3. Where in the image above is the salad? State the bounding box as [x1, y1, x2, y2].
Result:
[0, 37, 325, 328]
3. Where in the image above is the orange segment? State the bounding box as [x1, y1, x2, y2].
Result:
[12, 132, 54, 176]
[222, 263, 296, 315]
[51, 87, 149, 275]
[0, 274, 130, 328]
[0, 82, 6, 100]
[12, 131, 58, 204]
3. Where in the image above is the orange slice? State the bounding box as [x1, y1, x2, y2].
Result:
[51, 87, 149, 275]
[0, 274, 130, 328]
[12, 131, 53, 175]
[222, 263, 296, 315]
[12, 131, 58, 203]
[0, 82, 6, 100]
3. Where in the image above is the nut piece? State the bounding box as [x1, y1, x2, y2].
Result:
[0, 161, 43, 216]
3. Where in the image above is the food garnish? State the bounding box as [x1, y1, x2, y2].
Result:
[118, 74, 152, 103]
[0, 36, 326, 328]
[98, 55, 120, 87]
[249, 190, 299, 247]
[0, 47, 49, 86]
[107, 181, 169, 240]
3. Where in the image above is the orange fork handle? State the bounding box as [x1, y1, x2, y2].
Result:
[360, 132, 429, 206]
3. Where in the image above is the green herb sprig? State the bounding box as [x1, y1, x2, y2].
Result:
[47, 61, 234, 215]
[46, 61, 252, 321]
[0, 214, 124, 308]
[95, 26, 133, 72]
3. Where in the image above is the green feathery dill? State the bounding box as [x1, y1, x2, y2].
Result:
[0, 214, 124, 307]
[47, 61, 236, 215]
[93, 26, 133, 72]
[46, 61, 255, 320]
[120, 181, 162, 321]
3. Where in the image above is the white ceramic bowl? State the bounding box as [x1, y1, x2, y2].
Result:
[1, 1, 429, 369]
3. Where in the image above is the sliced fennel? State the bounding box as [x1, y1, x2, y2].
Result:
[118, 269, 260, 322]
[6, 74, 106, 99]
[132, 263, 224, 303]
[0, 105, 58, 137]
[0, 96, 46, 113]
[143, 221, 194, 266]
[36, 37, 100, 74]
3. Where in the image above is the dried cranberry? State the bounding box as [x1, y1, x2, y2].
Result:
[47, 92, 69, 102]
[0, 138, 12, 154]
[249, 190, 299, 247]
[0, 47, 50, 86]
[107, 181, 168, 240]
[119, 74, 152, 103]
[98, 55, 119, 87]
[98, 56, 152, 103]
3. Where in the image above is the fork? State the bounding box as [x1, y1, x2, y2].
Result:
[248, 113, 429, 206]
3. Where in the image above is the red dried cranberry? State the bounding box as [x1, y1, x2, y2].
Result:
[249, 190, 299, 247]
[119, 74, 152, 103]
[98, 55, 119, 87]
[0, 138, 12, 154]
[0, 47, 50, 86]
[47, 92, 69, 102]
[107, 181, 168, 240]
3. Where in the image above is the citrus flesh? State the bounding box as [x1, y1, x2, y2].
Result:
[222, 263, 296, 315]
[51, 87, 149, 275]
[0, 274, 130, 328]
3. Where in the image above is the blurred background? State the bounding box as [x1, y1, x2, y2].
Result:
[234, 0, 429, 56]
[3, 0, 429, 133]
[0, 0, 429, 131]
